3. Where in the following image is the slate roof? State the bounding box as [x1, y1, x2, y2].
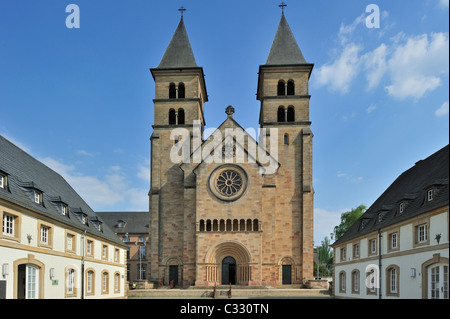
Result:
[0, 135, 126, 247]
[265, 13, 308, 65]
[96, 211, 149, 235]
[333, 145, 449, 246]
[156, 17, 198, 69]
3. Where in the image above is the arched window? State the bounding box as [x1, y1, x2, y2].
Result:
[253, 219, 259, 231]
[277, 80, 285, 96]
[287, 80, 295, 95]
[169, 83, 176, 99]
[206, 220, 212, 232]
[287, 106, 295, 122]
[240, 219, 245, 231]
[284, 134, 289, 145]
[169, 109, 176, 125]
[213, 219, 218, 231]
[178, 109, 185, 125]
[246, 219, 252, 231]
[278, 106, 286, 123]
[178, 83, 185, 99]
[199, 220, 205, 232]
[233, 219, 239, 231]
[226, 219, 232, 232]
[220, 219, 225, 231]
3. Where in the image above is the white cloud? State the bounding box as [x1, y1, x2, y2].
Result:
[435, 101, 449, 117]
[315, 43, 362, 93]
[385, 32, 449, 100]
[40, 157, 148, 211]
[362, 43, 388, 89]
[367, 104, 377, 114]
[76, 150, 95, 157]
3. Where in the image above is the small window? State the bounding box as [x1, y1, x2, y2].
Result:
[369, 239, 377, 254]
[399, 202, 404, 214]
[169, 83, 176, 99]
[427, 189, 433, 202]
[287, 106, 295, 122]
[277, 106, 286, 122]
[102, 244, 108, 259]
[284, 134, 289, 145]
[34, 191, 42, 204]
[353, 243, 360, 258]
[418, 224, 428, 243]
[178, 83, 185, 99]
[86, 240, 93, 256]
[169, 109, 176, 125]
[0, 173, 6, 189]
[40, 225, 49, 245]
[61, 204, 68, 216]
[102, 271, 109, 294]
[340, 247, 346, 261]
[390, 233, 398, 249]
[287, 80, 295, 95]
[178, 108, 185, 125]
[277, 80, 285, 96]
[2, 214, 15, 237]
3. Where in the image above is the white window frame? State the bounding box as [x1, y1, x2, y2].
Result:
[427, 189, 433, 201]
[67, 268, 75, 295]
[3, 214, 15, 236]
[399, 202, 404, 214]
[26, 265, 39, 299]
[67, 234, 73, 251]
[391, 233, 398, 249]
[370, 239, 377, 254]
[34, 191, 42, 204]
[87, 271, 93, 294]
[390, 268, 397, 294]
[0, 174, 5, 188]
[61, 204, 68, 216]
[418, 224, 428, 243]
[40, 225, 49, 245]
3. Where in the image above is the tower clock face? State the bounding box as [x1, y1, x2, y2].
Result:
[209, 165, 248, 201]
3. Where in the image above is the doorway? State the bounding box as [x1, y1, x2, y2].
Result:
[222, 256, 237, 285]
[169, 265, 178, 287]
[282, 265, 292, 285]
[429, 263, 448, 299]
[17, 264, 39, 299]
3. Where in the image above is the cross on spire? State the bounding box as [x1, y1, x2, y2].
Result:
[279, 2, 287, 14]
[178, 6, 187, 18]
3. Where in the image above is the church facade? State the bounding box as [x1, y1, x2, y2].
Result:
[148, 12, 314, 287]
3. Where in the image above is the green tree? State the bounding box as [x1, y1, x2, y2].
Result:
[314, 236, 334, 277]
[333, 205, 367, 240]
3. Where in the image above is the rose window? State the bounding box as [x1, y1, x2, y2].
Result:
[215, 170, 243, 197]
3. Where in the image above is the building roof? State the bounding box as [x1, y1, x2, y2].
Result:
[156, 17, 198, 69]
[96, 211, 149, 235]
[0, 135, 126, 247]
[265, 13, 308, 65]
[333, 145, 449, 246]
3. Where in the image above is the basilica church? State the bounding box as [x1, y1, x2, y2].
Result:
[148, 10, 314, 287]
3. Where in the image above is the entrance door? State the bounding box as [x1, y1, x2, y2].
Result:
[169, 266, 178, 287]
[429, 264, 449, 299]
[222, 257, 237, 285]
[17, 264, 39, 299]
[282, 265, 292, 285]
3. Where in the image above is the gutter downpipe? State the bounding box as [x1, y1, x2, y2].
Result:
[378, 228, 382, 299]
[81, 230, 86, 299]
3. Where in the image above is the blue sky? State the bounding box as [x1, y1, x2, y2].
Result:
[0, 0, 448, 244]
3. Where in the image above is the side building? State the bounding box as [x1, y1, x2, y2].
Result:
[96, 211, 149, 286]
[332, 145, 449, 299]
[0, 135, 127, 299]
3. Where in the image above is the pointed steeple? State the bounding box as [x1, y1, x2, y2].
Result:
[157, 17, 198, 69]
[265, 13, 307, 65]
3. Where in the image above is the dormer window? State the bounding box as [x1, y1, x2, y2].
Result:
[399, 202, 404, 214]
[34, 190, 43, 204]
[62, 204, 68, 216]
[427, 189, 433, 202]
[0, 171, 8, 189]
[81, 214, 87, 225]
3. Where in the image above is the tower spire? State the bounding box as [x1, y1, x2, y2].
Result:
[178, 6, 186, 18]
[279, 2, 287, 14]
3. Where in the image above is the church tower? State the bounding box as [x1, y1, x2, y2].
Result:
[257, 11, 315, 282]
[149, 16, 207, 285]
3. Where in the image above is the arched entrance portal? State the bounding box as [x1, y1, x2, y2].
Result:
[204, 240, 252, 286]
[222, 257, 236, 285]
